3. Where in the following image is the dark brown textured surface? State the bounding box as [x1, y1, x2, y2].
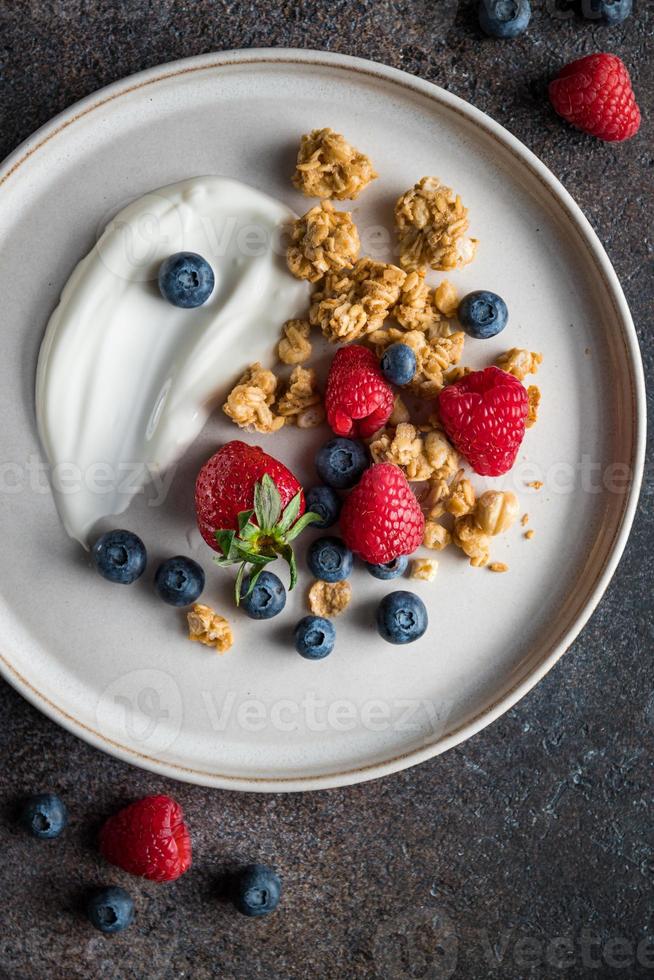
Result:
[0, 2, 653, 978]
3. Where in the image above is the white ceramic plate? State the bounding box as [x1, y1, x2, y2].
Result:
[0, 50, 645, 791]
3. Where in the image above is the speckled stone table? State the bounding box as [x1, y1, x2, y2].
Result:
[0, 3, 652, 978]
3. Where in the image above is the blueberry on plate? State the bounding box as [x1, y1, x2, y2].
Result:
[86, 886, 135, 934]
[305, 486, 341, 530]
[158, 252, 215, 308]
[307, 537, 353, 583]
[91, 529, 147, 585]
[584, 0, 632, 23]
[19, 793, 68, 839]
[376, 591, 428, 645]
[234, 864, 281, 917]
[315, 437, 369, 489]
[380, 343, 417, 386]
[458, 290, 508, 340]
[294, 616, 336, 660]
[479, 0, 531, 38]
[240, 571, 286, 619]
[365, 555, 409, 580]
[154, 556, 205, 606]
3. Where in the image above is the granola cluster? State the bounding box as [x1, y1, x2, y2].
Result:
[278, 319, 312, 365]
[287, 201, 360, 283]
[187, 604, 233, 653]
[310, 258, 406, 343]
[395, 177, 478, 273]
[292, 128, 377, 200]
[276, 366, 325, 428]
[495, 347, 543, 381]
[451, 489, 519, 567]
[526, 385, 541, 428]
[370, 327, 466, 397]
[223, 363, 284, 434]
[308, 579, 352, 617]
[370, 423, 460, 484]
[433, 280, 460, 319]
[410, 558, 439, 582]
[393, 271, 438, 331]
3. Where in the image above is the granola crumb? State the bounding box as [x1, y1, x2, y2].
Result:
[410, 558, 439, 582]
[395, 176, 478, 273]
[474, 490, 519, 536]
[452, 514, 490, 567]
[433, 279, 460, 319]
[526, 384, 541, 428]
[310, 257, 406, 343]
[489, 562, 509, 573]
[521, 513, 529, 526]
[276, 366, 323, 425]
[223, 362, 284, 434]
[423, 521, 451, 551]
[496, 348, 543, 381]
[292, 128, 377, 200]
[187, 603, 233, 653]
[308, 579, 352, 617]
[525, 529, 535, 540]
[445, 477, 476, 518]
[287, 201, 360, 282]
[527, 480, 543, 490]
[278, 319, 312, 365]
[393, 271, 439, 331]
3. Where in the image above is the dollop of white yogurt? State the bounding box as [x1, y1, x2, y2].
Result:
[36, 177, 308, 545]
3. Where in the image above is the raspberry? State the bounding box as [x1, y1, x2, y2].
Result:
[438, 367, 528, 477]
[340, 463, 425, 564]
[99, 795, 192, 882]
[325, 345, 394, 439]
[549, 53, 640, 143]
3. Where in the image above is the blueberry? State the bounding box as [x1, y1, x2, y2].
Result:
[305, 486, 341, 529]
[307, 536, 353, 582]
[294, 616, 336, 660]
[365, 555, 409, 580]
[458, 290, 509, 339]
[158, 252, 215, 308]
[91, 529, 147, 585]
[234, 864, 282, 917]
[19, 793, 68, 839]
[479, 0, 531, 37]
[86, 886, 135, 934]
[154, 555, 205, 606]
[315, 437, 369, 489]
[380, 343, 417, 386]
[584, 0, 632, 23]
[376, 591, 428, 645]
[240, 571, 286, 619]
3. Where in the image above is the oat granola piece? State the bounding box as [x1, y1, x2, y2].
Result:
[452, 514, 491, 567]
[526, 385, 541, 428]
[187, 603, 233, 653]
[292, 128, 378, 200]
[445, 477, 476, 518]
[410, 558, 439, 582]
[308, 579, 352, 618]
[278, 319, 312, 365]
[489, 562, 509, 573]
[521, 513, 529, 526]
[276, 366, 323, 426]
[495, 348, 543, 381]
[395, 177, 479, 273]
[433, 279, 460, 319]
[393, 271, 439, 331]
[223, 363, 284, 434]
[423, 521, 451, 551]
[287, 201, 360, 283]
[310, 258, 406, 343]
[525, 529, 535, 540]
[369, 423, 432, 481]
[527, 480, 543, 490]
[474, 490, 519, 536]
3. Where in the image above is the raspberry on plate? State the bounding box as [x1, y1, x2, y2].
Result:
[340, 463, 425, 565]
[99, 794, 192, 882]
[325, 345, 394, 438]
[549, 53, 640, 143]
[438, 366, 529, 477]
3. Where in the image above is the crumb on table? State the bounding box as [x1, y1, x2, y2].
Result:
[489, 562, 509, 573]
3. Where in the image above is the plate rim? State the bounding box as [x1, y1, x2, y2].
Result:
[0, 47, 646, 792]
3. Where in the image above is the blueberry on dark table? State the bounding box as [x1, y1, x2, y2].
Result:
[19, 793, 68, 839]
[86, 886, 135, 934]
[154, 555, 205, 606]
[91, 529, 147, 584]
[158, 251, 215, 308]
[479, 0, 531, 38]
[584, 0, 632, 23]
[234, 864, 282, 917]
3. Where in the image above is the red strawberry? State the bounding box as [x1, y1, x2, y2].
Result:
[195, 441, 318, 602]
[438, 366, 528, 477]
[99, 795, 191, 883]
[549, 53, 640, 142]
[340, 463, 425, 564]
[325, 345, 394, 439]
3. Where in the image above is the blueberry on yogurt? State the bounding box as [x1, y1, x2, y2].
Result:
[158, 252, 215, 308]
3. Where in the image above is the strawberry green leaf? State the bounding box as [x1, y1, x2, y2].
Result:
[278, 543, 298, 591]
[237, 508, 255, 533]
[276, 491, 302, 533]
[234, 562, 247, 606]
[285, 511, 322, 542]
[254, 474, 282, 530]
[215, 529, 236, 558]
